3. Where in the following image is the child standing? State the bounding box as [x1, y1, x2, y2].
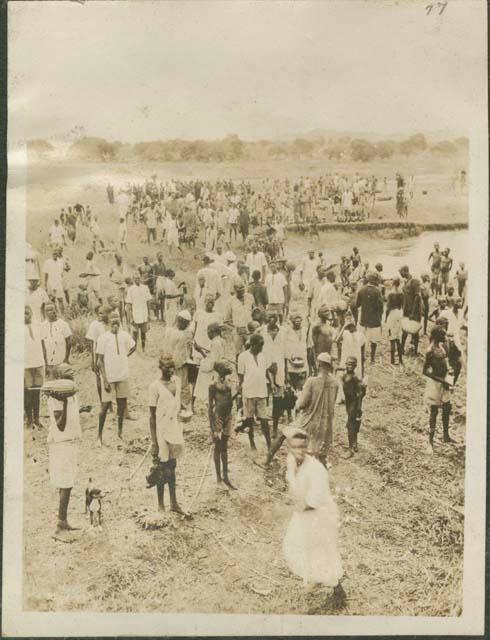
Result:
[208, 360, 236, 490]
[45, 364, 82, 542]
[342, 356, 367, 458]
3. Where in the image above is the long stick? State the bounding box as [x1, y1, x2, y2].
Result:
[128, 444, 152, 481]
[114, 444, 152, 507]
[186, 444, 213, 514]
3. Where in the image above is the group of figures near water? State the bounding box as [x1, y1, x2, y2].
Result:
[24, 174, 467, 603]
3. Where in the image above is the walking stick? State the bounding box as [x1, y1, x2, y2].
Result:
[115, 444, 151, 507]
[128, 444, 152, 481]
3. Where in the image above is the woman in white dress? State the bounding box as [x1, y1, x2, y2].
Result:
[148, 354, 188, 515]
[283, 425, 345, 602]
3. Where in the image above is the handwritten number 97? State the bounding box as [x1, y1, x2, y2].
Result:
[426, 1, 448, 15]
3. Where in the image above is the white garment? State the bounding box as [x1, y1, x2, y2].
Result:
[237, 351, 269, 399]
[85, 259, 101, 293]
[274, 223, 285, 241]
[342, 191, 353, 210]
[90, 220, 100, 237]
[41, 319, 72, 366]
[265, 272, 287, 304]
[49, 225, 64, 245]
[217, 210, 228, 230]
[283, 326, 308, 369]
[25, 322, 45, 369]
[205, 227, 217, 252]
[193, 335, 226, 401]
[26, 287, 50, 322]
[166, 217, 179, 246]
[225, 294, 254, 329]
[162, 278, 180, 327]
[213, 253, 227, 265]
[283, 454, 343, 587]
[439, 309, 462, 350]
[227, 208, 238, 224]
[202, 209, 213, 227]
[43, 258, 64, 295]
[308, 277, 325, 321]
[96, 330, 135, 383]
[126, 284, 152, 323]
[47, 394, 82, 489]
[317, 282, 340, 310]
[386, 308, 403, 341]
[194, 285, 211, 311]
[340, 330, 366, 377]
[261, 329, 286, 387]
[86, 320, 107, 355]
[146, 208, 157, 228]
[193, 310, 224, 352]
[148, 377, 183, 458]
[47, 395, 82, 444]
[246, 252, 268, 279]
[26, 243, 41, 280]
[118, 221, 127, 242]
[197, 266, 222, 297]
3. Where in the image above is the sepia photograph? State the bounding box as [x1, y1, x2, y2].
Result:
[4, 0, 487, 636]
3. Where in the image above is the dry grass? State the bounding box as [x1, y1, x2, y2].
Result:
[23, 328, 466, 615]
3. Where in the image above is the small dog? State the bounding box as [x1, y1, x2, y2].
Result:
[85, 478, 103, 527]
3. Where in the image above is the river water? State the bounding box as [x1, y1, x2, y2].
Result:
[285, 229, 468, 279]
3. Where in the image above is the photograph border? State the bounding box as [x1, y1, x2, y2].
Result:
[2, 1, 488, 635]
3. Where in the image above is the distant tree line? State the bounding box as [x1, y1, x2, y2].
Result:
[28, 132, 469, 163]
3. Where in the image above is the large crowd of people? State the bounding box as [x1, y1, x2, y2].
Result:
[24, 172, 467, 598]
[55, 172, 412, 258]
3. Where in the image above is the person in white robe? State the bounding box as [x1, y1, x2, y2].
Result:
[282, 426, 345, 602]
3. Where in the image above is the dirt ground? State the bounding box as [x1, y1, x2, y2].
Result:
[23, 326, 466, 616]
[23, 159, 467, 616]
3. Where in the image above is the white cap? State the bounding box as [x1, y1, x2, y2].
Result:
[224, 251, 236, 262]
[317, 352, 332, 365]
[177, 310, 192, 322]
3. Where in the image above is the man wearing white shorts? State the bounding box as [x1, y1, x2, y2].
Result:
[237, 333, 272, 452]
[126, 273, 152, 352]
[355, 271, 384, 365]
[96, 313, 136, 445]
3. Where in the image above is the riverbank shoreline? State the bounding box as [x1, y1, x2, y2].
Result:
[286, 221, 468, 233]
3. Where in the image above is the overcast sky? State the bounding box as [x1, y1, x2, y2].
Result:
[8, 0, 486, 143]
